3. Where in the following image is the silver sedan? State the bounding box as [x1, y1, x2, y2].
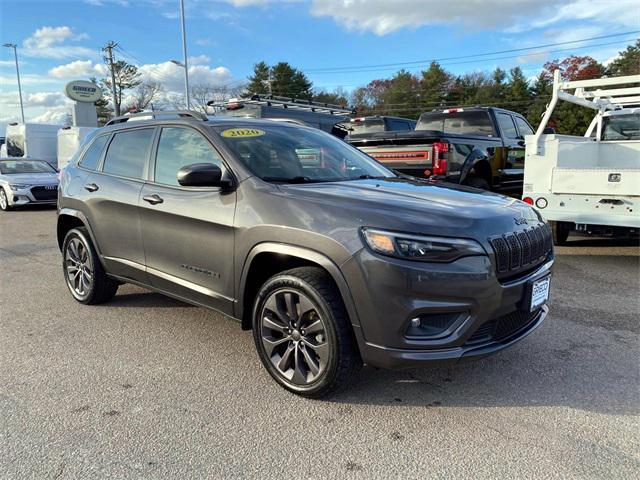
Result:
[0, 159, 59, 211]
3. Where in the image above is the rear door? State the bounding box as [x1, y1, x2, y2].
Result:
[81, 127, 154, 282]
[495, 112, 525, 192]
[139, 125, 236, 314]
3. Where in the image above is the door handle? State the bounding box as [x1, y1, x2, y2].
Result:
[84, 183, 99, 192]
[143, 194, 164, 205]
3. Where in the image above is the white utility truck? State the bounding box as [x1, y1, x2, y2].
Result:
[523, 70, 640, 244]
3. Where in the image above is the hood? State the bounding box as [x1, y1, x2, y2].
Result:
[2, 172, 59, 184]
[277, 177, 541, 238]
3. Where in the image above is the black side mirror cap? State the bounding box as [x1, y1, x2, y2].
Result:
[543, 127, 556, 134]
[177, 163, 233, 189]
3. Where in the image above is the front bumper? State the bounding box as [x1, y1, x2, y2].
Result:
[343, 248, 553, 369]
[6, 185, 58, 206]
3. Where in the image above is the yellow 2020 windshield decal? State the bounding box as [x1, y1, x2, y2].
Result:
[221, 128, 265, 138]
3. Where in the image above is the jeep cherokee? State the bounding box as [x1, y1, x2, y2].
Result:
[57, 111, 553, 397]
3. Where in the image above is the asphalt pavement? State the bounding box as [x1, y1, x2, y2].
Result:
[1, 208, 639, 479]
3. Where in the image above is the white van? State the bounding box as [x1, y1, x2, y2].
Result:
[57, 126, 97, 170]
[4, 123, 60, 167]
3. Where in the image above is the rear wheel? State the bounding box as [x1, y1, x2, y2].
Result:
[252, 267, 362, 398]
[0, 188, 12, 211]
[62, 227, 119, 304]
[551, 221, 571, 246]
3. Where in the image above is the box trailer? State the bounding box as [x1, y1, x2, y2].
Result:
[4, 123, 60, 167]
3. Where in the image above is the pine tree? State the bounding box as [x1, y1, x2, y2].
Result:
[606, 39, 640, 76]
[420, 61, 451, 107]
[246, 61, 271, 94]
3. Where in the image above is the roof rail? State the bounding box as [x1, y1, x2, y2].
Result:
[208, 94, 355, 115]
[105, 110, 208, 126]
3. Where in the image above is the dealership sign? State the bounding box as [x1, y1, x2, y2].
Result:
[65, 80, 101, 103]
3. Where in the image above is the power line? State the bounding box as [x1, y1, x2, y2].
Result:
[305, 30, 640, 73]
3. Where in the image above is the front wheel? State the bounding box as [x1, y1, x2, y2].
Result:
[0, 188, 12, 211]
[62, 227, 119, 304]
[551, 221, 571, 246]
[252, 267, 362, 398]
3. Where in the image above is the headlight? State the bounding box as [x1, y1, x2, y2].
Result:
[9, 184, 31, 191]
[361, 228, 485, 263]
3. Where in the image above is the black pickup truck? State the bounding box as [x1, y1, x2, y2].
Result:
[347, 107, 535, 193]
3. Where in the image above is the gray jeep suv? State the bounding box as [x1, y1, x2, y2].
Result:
[57, 111, 553, 397]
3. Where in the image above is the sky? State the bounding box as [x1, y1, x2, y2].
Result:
[0, 0, 638, 127]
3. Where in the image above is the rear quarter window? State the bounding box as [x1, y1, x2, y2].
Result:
[79, 135, 109, 170]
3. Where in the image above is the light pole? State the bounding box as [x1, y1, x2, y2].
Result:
[3, 43, 25, 123]
[178, 0, 190, 110]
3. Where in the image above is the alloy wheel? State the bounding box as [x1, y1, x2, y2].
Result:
[65, 237, 93, 297]
[0, 189, 7, 210]
[260, 289, 329, 385]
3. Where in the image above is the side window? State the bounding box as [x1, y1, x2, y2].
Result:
[79, 135, 109, 170]
[497, 113, 518, 139]
[102, 128, 154, 179]
[154, 127, 224, 186]
[515, 116, 534, 136]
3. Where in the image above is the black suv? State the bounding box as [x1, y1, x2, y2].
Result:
[57, 111, 553, 397]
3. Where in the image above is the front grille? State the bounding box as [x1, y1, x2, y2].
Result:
[30, 185, 58, 201]
[490, 224, 552, 280]
[465, 309, 540, 346]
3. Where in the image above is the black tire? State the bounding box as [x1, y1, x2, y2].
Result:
[463, 176, 491, 191]
[0, 188, 12, 211]
[551, 221, 571, 246]
[252, 267, 362, 398]
[62, 227, 119, 305]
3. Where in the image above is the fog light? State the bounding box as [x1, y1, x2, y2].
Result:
[535, 197, 548, 209]
[405, 312, 467, 339]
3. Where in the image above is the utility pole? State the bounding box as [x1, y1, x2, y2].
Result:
[102, 41, 120, 116]
[267, 68, 273, 95]
[2, 43, 25, 123]
[179, 0, 190, 109]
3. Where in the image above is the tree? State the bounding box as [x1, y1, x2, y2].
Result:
[245, 61, 313, 99]
[246, 61, 271, 94]
[526, 73, 552, 130]
[420, 61, 452, 107]
[543, 55, 604, 81]
[505, 67, 532, 115]
[89, 76, 112, 126]
[606, 39, 640, 76]
[125, 81, 163, 112]
[100, 60, 142, 117]
[378, 70, 421, 118]
[313, 87, 349, 106]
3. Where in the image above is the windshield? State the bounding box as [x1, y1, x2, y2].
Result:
[417, 111, 495, 136]
[602, 113, 640, 141]
[0, 160, 56, 174]
[213, 124, 396, 183]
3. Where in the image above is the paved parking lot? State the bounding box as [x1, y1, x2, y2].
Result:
[1, 208, 639, 479]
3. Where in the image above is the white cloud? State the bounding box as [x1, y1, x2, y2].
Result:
[48, 60, 103, 79]
[189, 54, 211, 66]
[21, 26, 95, 59]
[31, 109, 72, 125]
[310, 0, 640, 35]
[138, 61, 232, 92]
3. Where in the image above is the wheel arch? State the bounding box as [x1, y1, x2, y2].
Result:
[57, 208, 99, 253]
[237, 243, 361, 331]
[461, 155, 493, 186]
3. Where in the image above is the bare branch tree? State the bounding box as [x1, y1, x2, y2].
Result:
[124, 81, 164, 111]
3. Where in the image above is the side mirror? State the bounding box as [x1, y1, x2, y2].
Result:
[177, 163, 232, 189]
[543, 127, 556, 134]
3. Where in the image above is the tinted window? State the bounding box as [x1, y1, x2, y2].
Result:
[387, 118, 414, 131]
[6, 133, 24, 156]
[348, 119, 385, 135]
[155, 127, 224, 186]
[102, 128, 154, 179]
[417, 111, 495, 136]
[79, 135, 109, 170]
[514, 116, 534, 136]
[497, 113, 518, 139]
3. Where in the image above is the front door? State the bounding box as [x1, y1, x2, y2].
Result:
[495, 112, 525, 193]
[139, 126, 236, 314]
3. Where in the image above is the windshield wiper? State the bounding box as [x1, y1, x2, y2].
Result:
[262, 176, 319, 184]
